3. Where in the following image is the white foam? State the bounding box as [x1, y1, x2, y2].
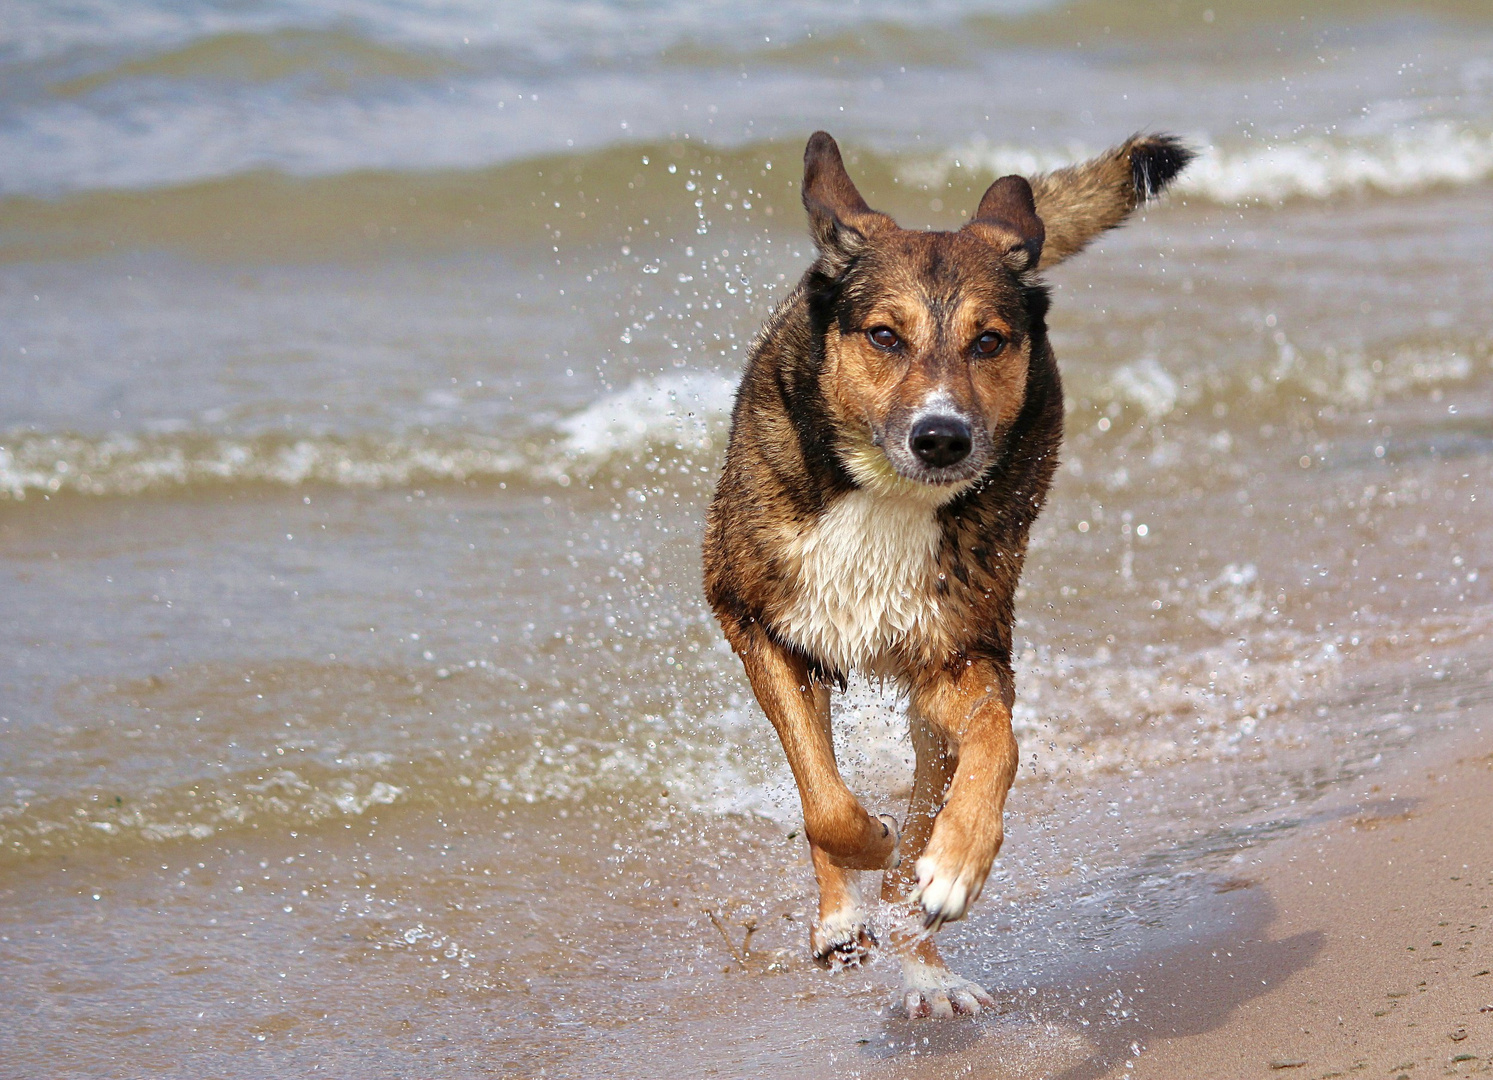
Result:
[0, 370, 739, 500]
[897, 139, 1094, 193]
[1179, 124, 1493, 204]
[1106, 356, 1181, 419]
[1, 767, 415, 856]
[554, 371, 737, 462]
[0, 431, 527, 499]
[1062, 342, 1482, 435]
[1278, 345, 1477, 409]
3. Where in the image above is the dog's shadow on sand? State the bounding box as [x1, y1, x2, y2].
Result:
[857, 873, 1323, 1079]
[852, 797, 1425, 1077]
[1047, 890, 1324, 1080]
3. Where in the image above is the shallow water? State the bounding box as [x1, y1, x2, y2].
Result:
[2, 1, 1492, 1075]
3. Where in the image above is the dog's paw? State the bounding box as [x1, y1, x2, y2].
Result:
[908, 854, 976, 929]
[899, 957, 996, 1020]
[810, 907, 878, 970]
[907, 823, 997, 929]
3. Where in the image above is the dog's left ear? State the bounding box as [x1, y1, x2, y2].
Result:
[963, 175, 1045, 271]
[802, 131, 893, 267]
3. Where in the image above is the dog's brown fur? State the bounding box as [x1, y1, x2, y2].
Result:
[703, 131, 1192, 1017]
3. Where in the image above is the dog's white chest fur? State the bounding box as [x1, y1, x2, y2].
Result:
[778, 489, 946, 675]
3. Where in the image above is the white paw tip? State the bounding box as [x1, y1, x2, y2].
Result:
[950, 990, 982, 1017]
[912, 858, 978, 928]
[899, 958, 996, 1020]
[917, 875, 951, 916]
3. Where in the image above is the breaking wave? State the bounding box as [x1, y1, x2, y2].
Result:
[1064, 340, 1487, 432]
[7, 121, 1493, 262]
[0, 372, 737, 500]
[900, 124, 1493, 206]
[9, 327, 1487, 505]
[553, 370, 736, 460]
[6, 333, 1485, 502]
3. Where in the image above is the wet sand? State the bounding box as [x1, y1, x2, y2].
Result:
[4, 710, 1484, 1080]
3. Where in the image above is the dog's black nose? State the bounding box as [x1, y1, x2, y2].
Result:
[909, 416, 972, 468]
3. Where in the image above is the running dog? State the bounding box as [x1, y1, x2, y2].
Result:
[703, 130, 1192, 1017]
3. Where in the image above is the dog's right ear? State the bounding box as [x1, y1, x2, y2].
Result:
[802, 131, 892, 267]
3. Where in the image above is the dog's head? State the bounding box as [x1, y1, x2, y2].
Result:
[799, 130, 1190, 498]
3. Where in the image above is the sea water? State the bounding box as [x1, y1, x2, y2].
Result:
[2, 1, 1491, 1075]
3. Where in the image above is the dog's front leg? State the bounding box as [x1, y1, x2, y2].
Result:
[907, 662, 1018, 930]
[808, 842, 879, 968]
[880, 710, 995, 1017]
[732, 628, 900, 871]
[785, 681, 876, 968]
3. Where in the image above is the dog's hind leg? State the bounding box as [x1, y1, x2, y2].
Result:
[882, 709, 957, 904]
[732, 627, 901, 872]
[881, 710, 995, 1018]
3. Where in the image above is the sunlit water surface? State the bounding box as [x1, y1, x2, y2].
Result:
[2, 1, 1492, 1075]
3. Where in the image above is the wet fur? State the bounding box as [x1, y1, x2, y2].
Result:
[702, 130, 1192, 1014]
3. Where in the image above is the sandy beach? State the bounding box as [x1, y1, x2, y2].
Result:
[1119, 724, 1493, 1079]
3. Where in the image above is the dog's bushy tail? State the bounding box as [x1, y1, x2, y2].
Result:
[1029, 134, 1194, 270]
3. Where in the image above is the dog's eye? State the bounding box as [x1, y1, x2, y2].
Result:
[973, 331, 1006, 357]
[867, 326, 900, 350]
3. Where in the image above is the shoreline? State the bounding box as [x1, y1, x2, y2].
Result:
[1112, 718, 1493, 1079]
[817, 710, 1493, 1080]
